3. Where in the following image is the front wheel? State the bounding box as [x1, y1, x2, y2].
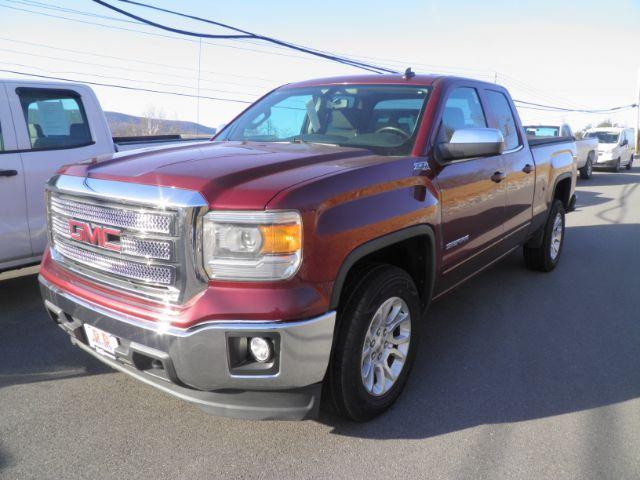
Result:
[523, 199, 566, 272]
[613, 158, 621, 172]
[579, 154, 593, 179]
[325, 264, 420, 421]
[626, 155, 634, 170]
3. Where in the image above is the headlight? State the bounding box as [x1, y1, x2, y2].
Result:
[202, 211, 302, 281]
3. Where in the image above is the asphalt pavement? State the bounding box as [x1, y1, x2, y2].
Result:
[1, 167, 639, 480]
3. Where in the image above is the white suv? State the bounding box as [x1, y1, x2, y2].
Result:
[586, 127, 635, 171]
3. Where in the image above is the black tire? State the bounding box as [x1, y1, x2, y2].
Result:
[625, 155, 633, 170]
[325, 264, 421, 421]
[613, 158, 621, 172]
[523, 199, 566, 272]
[579, 154, 593, 179]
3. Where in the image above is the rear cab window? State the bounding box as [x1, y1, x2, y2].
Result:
[438, 87, 487, 143]
[16, 88, 92, 150]
[485, 90, 521, 151]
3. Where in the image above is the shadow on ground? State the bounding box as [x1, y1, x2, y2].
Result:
[582, 165, 639, 187]
[0, 273, 110, 389]
[322, 223, 640, 438]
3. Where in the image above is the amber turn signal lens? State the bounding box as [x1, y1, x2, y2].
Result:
[259, 224, 301, 254]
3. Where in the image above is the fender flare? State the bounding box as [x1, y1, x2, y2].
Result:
[551, 172, 573, 207]
[329, 225, 437, 311]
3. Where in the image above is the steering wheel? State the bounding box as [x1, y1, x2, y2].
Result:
[375, 126, 410, 140]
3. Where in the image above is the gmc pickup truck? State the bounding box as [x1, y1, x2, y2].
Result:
[525, 123, 598, 179]
[39, 74, 577, 421]
[0, 78, 207, 272]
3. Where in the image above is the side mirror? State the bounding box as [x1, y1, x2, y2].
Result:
[438, 128, 505, 161]
[621, 139, 628, 146]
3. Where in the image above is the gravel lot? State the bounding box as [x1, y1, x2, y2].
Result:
[1, 167, 639, 480]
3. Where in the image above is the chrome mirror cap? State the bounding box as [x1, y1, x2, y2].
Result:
[439, 128, 505, 161]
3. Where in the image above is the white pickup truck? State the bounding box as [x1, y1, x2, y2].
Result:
[525, 124, 598, 179]
[0, 79, 207, 272]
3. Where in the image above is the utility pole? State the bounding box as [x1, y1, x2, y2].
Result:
[636, 66, 639, 157]
[196, 38, 202, 137]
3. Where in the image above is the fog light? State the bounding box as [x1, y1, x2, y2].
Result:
[249, 337, 272, 363]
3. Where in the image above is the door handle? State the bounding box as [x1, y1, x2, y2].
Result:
[490, 171, 506, 183]
[0, 169, 18, 177]
[522, 164, 534, 174]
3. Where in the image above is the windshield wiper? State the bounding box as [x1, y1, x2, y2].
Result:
[290, 137, 340, 147]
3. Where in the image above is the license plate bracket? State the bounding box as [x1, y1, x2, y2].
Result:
[84, 324, 119, 358]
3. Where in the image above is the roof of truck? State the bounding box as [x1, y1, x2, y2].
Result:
[279, 73, 510, 92]
[0, 78, 86, 89]
[280, 73, 444, 89]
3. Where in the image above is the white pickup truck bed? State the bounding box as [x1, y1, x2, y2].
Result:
[0, 79, 208, 271]
[525, 124, 598, 179]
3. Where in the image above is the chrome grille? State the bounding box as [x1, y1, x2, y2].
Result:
[51, 195, 174, 234]
[55, 241, 174, 285]
[120, 237, 172, 261]
[51, 216, 173, 261]
[46, 175, 208, 304]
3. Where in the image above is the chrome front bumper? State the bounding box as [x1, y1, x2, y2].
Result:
[39, 275, 336, 420]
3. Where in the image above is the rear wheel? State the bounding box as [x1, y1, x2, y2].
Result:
[626, 155, 633, 170]
[579, 154, 593, 179]
[523, 199, 565, 272]
[326, 264, 420, 421]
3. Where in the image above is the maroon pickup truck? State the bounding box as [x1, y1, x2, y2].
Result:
[39, 74, 577, 421]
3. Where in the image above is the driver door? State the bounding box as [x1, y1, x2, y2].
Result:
[433, 86, 507, 294]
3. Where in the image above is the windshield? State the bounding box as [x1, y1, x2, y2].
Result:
[586, 131, 619, 144]
[217, 85, 431, 155]
[525, 126, 559, 137]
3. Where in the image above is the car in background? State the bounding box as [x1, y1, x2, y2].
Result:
[0, 79, 208, 273]
[585, 127, 635, 172]
[525, 123, 598, 179]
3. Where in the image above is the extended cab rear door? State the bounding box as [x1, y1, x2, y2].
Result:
[0, 82, 31, 267]
[482, 88, 535, 247]
[6, 83, 112, 257]
[433, 85, 507, 293]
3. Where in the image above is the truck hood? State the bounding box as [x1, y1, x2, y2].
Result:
[60, 141, 381, 209]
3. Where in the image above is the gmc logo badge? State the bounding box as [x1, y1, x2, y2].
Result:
[68, 220, 122, 252]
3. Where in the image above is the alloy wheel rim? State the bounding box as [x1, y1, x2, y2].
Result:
[550, 212, 563, 261]
[587, 160, 592, 176]
[360, 297, 411, 397]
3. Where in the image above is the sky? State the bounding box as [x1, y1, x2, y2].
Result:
[0, 0, 638, 132]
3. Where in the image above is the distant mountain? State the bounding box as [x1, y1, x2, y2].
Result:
[105, 111, 216, 137]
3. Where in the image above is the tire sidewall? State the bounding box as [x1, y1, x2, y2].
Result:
[542, 201, 565, 270]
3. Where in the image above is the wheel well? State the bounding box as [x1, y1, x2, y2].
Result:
[554, 177, 571, 209]
[333, 233, 434, 313]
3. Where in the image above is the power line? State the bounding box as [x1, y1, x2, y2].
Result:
[0, 3, 352, 66]
[0, 60, 261, 98]
[1, 1, 634, 115]
[6, 0, 139, 24]
[0, 47, 265, 95]
[91, 0, 251, 39]
[0, 68, 253, 103]
[0, 37, 282, 86]
[91, 0, 398, 74]
[513, 99, 637, 113]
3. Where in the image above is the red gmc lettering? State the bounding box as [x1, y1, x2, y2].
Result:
[68, 220, 121, 252]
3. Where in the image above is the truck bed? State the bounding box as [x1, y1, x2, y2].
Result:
[527, 136, 575, 148]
